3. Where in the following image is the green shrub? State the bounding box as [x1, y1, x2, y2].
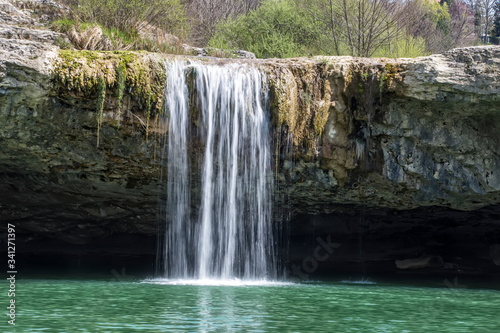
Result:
[61, 0, 188, 38]
[208, 0, 321, 58]
[51, 17, 75, 33]
[51, 17, 189, 54]
[373, 35, 429, 58]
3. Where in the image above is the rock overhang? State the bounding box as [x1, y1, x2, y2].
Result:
[1, 16, 499, 230]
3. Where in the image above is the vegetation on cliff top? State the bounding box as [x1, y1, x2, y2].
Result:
[48, 0, 499, 59]
[209, 0, 481, 58]
[53, 0, 189, 54]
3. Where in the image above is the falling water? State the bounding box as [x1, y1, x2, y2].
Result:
[159, 60, 275, 281]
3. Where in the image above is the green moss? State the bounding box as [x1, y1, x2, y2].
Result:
[267, 63, 332, 152]
[377, 63, 403, 99]
[96, 77, 106, 147]
[379, 67, 387, 101]
[313, 80, 331, 137]
[145, 93, 152, 141]
[53, 49, 167, 142]
[115, 62, 126, 127]
[383, 63, 402, 83]
[358, 82, 364, 94]
[54, 50, 164, 106]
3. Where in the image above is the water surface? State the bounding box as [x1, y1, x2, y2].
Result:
[5, 278, 500, 332]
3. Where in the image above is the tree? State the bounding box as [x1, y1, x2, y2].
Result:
[186, 0, 262, 46]
[293, 0, 343, 55]
[296, 0, 406, 57]
[208, 0, 321, 58]
[493, 0, 500, 37]
[209, 0, 478, 58]
[395, 0, 452, 53]
[449, 0, 476, 47]
[481, 0, 497, 41]
[464, 0, 496, 42]
[62, 0, 188, 36]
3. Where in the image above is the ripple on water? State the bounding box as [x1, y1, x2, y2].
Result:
[142, 278, 296, 287]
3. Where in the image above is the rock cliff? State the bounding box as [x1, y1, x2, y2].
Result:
[1, 0, 499, 277]
[267, 47, 500, 214]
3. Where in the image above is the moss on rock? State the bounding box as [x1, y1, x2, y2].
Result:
[53, 49, 166, 114]
[267, 60, 335, 152]
[52, 49, 167, 145]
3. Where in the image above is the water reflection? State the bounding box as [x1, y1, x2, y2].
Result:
[195, 284, 268, 332]
[198, 287, 211, 333]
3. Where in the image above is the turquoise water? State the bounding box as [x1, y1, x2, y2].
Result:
[4, 278, 500, 332]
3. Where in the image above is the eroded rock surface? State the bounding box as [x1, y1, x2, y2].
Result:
[267, 46, 500, 214]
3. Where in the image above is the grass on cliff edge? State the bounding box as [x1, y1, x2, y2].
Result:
[51, 18, 191, 55]
[51, 0, 191, 55]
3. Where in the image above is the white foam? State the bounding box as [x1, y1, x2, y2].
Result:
[142, 278, 294, 287]
[340, 278, 376, 285]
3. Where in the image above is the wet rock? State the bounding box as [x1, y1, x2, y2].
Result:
[286, 206, 500, 279]
[490, 245, 500, 266]
[267, 46, 500, 213]
[395, 256, 444, 269]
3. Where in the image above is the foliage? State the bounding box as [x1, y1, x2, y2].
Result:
[493, 1, 500, 37]
[52, 0, 482, 58]
[424, 0, 453, 47]
[54, 0, 191, 54]
[301, 0, 404, 57]
[391, 0, 460, 54]
[61, 0, 188, 37]
[210, 0, 448, 59]
[372, 35, 429, 58]
[51, 18, 189, 54]
[424, 0, 452, 28]
[186, 0, 262, 46]
[208, 0, 321, 58]
[210, 0, 452, 58]
[51, 17, 76, 33]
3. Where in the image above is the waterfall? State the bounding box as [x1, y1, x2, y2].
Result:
[159, 60, 275, 281]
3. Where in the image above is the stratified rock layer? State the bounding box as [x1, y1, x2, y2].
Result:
[268, 47, 500, 214]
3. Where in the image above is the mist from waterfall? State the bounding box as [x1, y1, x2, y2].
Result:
[158, 60, 276, 281]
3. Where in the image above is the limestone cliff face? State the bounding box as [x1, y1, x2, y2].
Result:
[265, 47, 500, 214]
[0, 21, 164, 237]
[1, 2, 499, 241]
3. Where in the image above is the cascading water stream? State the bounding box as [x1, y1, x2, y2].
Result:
[159, 60, 276, 281]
